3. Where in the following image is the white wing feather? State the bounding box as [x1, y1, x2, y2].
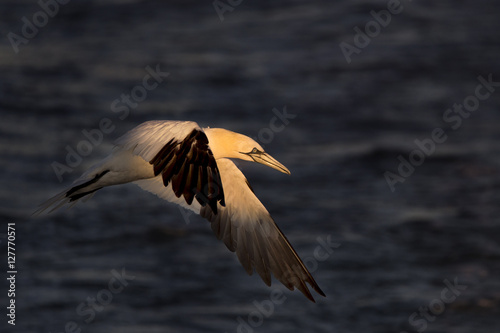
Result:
[115, 120, 200, 161]
[115, 120, 205, 213]
[200, 158, 324, 301]
[133, 176, 201, 213]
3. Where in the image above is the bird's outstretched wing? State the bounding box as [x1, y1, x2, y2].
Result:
[200, 158, 325, 302]
[116, 121, 324, 300]
[116, 120, 224, 213]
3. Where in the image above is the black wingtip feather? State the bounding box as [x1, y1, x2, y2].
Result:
[149, 129, 225, 213]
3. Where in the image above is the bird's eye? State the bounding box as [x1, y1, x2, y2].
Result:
[251, 148, 259, 154]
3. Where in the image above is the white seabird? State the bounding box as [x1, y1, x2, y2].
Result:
[36, 120, 325, 302]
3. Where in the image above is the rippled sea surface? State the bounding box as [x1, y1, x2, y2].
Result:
[1, 1, 500, 332]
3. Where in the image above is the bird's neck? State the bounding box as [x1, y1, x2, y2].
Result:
[203, 128, 244, 160]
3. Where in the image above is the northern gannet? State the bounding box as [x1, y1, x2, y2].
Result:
[36, 120, 325, 301]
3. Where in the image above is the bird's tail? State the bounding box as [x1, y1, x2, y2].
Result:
[33, 170, 110, 216]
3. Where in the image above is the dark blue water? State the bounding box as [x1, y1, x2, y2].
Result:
[1, 1, 500, 332]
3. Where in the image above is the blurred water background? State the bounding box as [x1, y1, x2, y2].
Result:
[1, 0, 500, 332]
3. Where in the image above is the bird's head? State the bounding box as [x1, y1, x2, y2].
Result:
[238, 144, 291, 175]
[205, 128, 291, 175]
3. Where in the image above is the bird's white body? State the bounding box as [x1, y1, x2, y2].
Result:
[36, 120, 324, 301]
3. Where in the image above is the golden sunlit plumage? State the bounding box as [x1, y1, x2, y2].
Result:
[34, 120, 324, 301]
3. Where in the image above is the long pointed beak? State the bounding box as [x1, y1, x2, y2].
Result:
[250, 152, 291, 175]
